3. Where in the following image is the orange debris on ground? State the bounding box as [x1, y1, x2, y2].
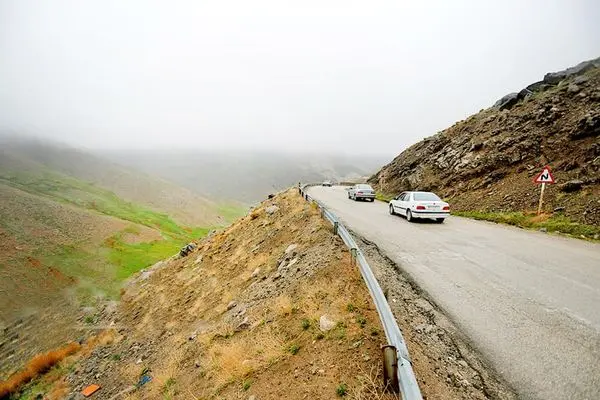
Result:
[81, 384, 101, 397]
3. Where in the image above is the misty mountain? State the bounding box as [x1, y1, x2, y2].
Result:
[100, 150, 390, 203]
[0, 136, 223, 225]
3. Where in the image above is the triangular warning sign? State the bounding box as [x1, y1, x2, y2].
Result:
[534, 166, 555, 184]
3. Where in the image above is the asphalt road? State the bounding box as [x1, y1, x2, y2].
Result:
[308, 186, 600, 400]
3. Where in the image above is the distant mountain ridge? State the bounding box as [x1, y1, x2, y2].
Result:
[0, 136, 223, 226]
[100, 149, 388, 203]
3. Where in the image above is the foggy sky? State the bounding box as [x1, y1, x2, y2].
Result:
[1, 0, 599, 155]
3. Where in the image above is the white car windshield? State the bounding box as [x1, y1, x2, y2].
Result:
[413, 192, 441, 201]
[356, 184, 372, 190]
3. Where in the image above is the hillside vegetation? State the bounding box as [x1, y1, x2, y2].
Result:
[0, 140, 236, 380]
[369, 58, 600, 235]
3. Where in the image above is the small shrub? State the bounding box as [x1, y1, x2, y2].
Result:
[346, 303, 357, 313]
[315, 333, 325, 340]
[356, 316, 367, 328]
[287, 343, 301, 355]
[242, 379, 252, 391]
[84, 315, 94, 324]
[336, 383, 348, 396]
[111, 353, 121, 361]
[301, 319, 311, 330]
[370, 328, 379, 336]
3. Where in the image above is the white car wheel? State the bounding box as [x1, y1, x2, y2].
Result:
[406, 209, 413, 222]
[389, 204, 395, 215]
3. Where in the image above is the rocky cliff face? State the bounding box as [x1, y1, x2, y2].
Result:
[369, 58, 600, 225]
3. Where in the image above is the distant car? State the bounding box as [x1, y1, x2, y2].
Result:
[348, 184, 375, 201]
[322, 181, 333, 187]
[389, 191, 449, 223]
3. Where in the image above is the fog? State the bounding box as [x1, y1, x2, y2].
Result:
[1, 0, 599, 155]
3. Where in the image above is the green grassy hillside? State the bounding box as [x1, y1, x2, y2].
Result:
[0, 169, 214, 312]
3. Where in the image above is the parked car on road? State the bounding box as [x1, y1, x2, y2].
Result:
[348, 184, 375, 201]
[389, 191, 449, 223]
[322, 180, 332, 187]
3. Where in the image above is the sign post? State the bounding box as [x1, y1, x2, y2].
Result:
[533, 166, 555, 215]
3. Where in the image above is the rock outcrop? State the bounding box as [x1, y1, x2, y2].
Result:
[369, 57, 600, 225]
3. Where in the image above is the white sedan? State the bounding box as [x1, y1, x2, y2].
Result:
[389, 191, 450, 223]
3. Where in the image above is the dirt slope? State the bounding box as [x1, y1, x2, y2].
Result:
[7, 189, 516, 400]
[369, 58, 600, 225]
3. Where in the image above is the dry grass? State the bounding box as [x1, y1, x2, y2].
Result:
[0, 342, 81, 398]
[349, 365, 398, 400]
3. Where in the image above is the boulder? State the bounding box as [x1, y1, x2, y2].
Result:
[567, 84, 581, 93]
[319, 315, 336, 332]
[285, 244, 298, 254]
[265, 205, 279, 215]
[560, 180, 584, 193]
[544, 57, 600, 84]
[494, 93, 520, 110]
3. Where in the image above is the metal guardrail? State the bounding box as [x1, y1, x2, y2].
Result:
[300, 184, 423, 400]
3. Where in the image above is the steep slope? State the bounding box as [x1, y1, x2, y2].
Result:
[7, 190, 515, 400]
[369, 58, 600, 227]
[0, 136, 224, 226]
[101, 150, 388, 203]
[0, 154, 220, 379]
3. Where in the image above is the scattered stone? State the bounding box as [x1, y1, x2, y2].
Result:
[567, 83, 581, 93]
[539, 228, 548, 233]
[251, 268, 261, 278]
[553, 207, 565, 213]
[227, 301, 237, 311]
[573, 75, 590, 85]
[458, 360, 468, 368]
[319, 315, 336, 332]
[194, 255, 203, 265]
[285, 244, 298, 254]
[318, 369, 325, 374]
[287, 258, 298, 269]
[248, 396, 256, 400]
[413, 323, 436, 334]
[594, 234, 599, 240]
[560, 180, 584, 193]
[195, 360, 201, 368]
[236, 317, 250, 331]
[188, 331, 197, 341]
[265, 205, 279, 215]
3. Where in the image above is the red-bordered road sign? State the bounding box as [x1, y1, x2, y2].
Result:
[534, 166, 555, 184]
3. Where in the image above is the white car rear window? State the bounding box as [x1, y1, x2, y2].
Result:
[413, 192, 441, 201]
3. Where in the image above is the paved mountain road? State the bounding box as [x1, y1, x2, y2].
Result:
[308, 186, 600, 400]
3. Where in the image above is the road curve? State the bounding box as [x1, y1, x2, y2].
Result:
[308, 186, 600, 400]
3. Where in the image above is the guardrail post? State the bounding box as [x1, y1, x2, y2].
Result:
[333, 221, 339, 234]
[382, 345, 400, 393]
[350, 248, 357, 266]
